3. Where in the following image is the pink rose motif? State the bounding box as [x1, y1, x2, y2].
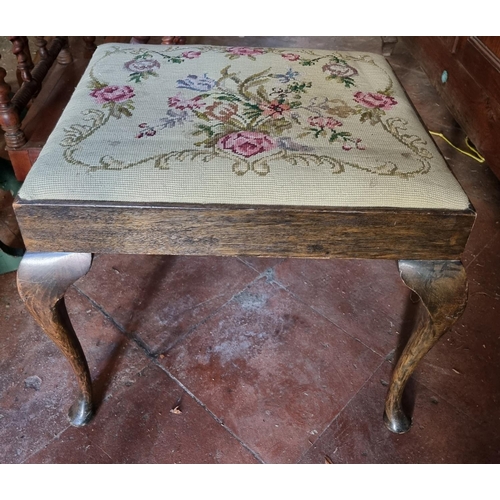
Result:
[353, 91, 398, 110]
[182, 51, 201, 59]
[308, 116, 343, 129]
[227, 47, 265, 56]
[282, 53, 300, 61]
[168, 93, 205, 110]
[90, 85, 135, 104]
[217, 131, 276, 157]
[323, 62, 358, 78]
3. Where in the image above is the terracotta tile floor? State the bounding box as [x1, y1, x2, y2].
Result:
[1, 37, 500, 463]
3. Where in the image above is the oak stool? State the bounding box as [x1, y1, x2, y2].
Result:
[13, 43, 475, 433]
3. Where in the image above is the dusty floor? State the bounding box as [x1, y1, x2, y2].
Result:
[1, 36, 500, 463]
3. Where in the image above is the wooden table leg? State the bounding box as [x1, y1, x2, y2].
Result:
[17, 252, 94, 427]
[384, 260, 468, 433]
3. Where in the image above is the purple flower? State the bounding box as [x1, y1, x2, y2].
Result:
[124, 58, 161, 73]
[177, 73, 217, 91]
[159, 108, 191, 128]
[90, 85, 135, 104]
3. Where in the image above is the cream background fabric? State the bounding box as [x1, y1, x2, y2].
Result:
[19, 43, 470, 210]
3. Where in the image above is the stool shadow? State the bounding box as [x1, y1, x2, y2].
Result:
[92, 254, 177, 409]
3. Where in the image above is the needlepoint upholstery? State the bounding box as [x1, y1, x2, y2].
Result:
[19, 44, 470, 210]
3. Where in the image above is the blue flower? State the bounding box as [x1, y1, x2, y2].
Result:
[159, 109, 191, 128]
[176, 73, 217, 91]
[275, 68, 299, 83]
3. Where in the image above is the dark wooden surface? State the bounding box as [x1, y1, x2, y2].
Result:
[17, 252, 94, 426]
[14, 200, 475, 260]
[405, 36, 500, 180]
[384, 260, 468, 433]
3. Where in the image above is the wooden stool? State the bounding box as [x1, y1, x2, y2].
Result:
[13, 43, 475, 433]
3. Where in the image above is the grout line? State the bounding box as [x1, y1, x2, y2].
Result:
[158, 267, 277, 355]
[153, 360, 266, 464]
[21, 424, 72, 464]
[295, 355, 388, 464]
[464, 230, 500, 270]
[269, 275, 388, 359]
[73, 285, 154, 357]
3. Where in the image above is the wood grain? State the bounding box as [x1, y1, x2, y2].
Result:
[17, 252, 94, 427]
[405, 36, 500, 180]
[384, 260, 468, 433]
[14, 200, 475, 260]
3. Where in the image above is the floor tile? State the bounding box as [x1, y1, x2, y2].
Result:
[159, 277, 382, 463]
[46, 364, 259, 464]
[24, 427, 114, 464]
[299, 362, 500, 463]
[0, 272, 148, 463]
[76, 254, 258, 354]
[238, 256, 286, 274]
[273, 258, 418, 356]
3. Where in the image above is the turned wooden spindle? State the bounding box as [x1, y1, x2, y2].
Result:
[130, 36, 150, 44]
[35, 36, 49, 60]
[56, 36, 73, 65]
[83, 36, 97, 52]
[161, 36, 186, 45]
[9, 36, 33, 84]
[0, 55, 27, 149]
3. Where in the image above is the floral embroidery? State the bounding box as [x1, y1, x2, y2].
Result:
[259, 100, 291, 118]
[90, 85, 135, 104]
[354, 91, 398, 110]
[226, 47, 265, 60]
[182, 50, 201, 59]
[282, 53, 300, 61]
[205, 102, 238, 121]
[89, 82, 135, 119]
[62, 45, 434, 179]
[168, 93, 206, 110]
[308, 116, 342, 129]
[124, 48, 197, 83]
[177, 73, 217, 91]
[273, 68, 300, 84]
[217, 131, 276, 157]
[124, 58, 161, 83]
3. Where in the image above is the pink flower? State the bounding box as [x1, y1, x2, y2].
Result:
[227, 47, 265, 56]
[282, 53, 300, 61]
[90, 85, 135, 104]
[168, 93, 205, 110]
[217, 131, 276, 157]
[259, 100, 291, 118]
[182, 51, 201, 59]
[308, 116, 343, 129]
[353, 91, 398, 110]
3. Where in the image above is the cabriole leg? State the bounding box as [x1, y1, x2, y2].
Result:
[384, 260, 468, 433]
[17, 252, 94, 426]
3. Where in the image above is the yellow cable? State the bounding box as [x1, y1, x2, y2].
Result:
[429, 131, 485, 163]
